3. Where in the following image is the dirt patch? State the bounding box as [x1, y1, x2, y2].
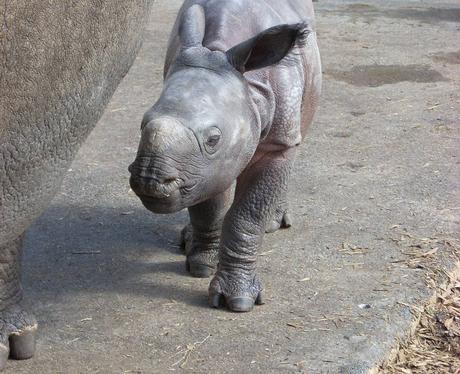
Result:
[346, 4, 378, 12]
[327, 64, 448, 87]
[386, 8, 460, 24]
[343, 5, 460, 24]
[431, 51, 460, 65]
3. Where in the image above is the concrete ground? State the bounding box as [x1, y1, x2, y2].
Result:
[6, 0, 460, 373]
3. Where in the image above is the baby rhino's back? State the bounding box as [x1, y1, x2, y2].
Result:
[166, 0, 321, 151]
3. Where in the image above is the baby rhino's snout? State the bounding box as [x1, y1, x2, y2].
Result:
[129, 117, 195, 201]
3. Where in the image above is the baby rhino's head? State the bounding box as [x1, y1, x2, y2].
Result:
[129, 4, 308, 213]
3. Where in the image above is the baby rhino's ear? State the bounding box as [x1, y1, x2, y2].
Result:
[179, 4, 206, 48]
[226, 23, 310, 74]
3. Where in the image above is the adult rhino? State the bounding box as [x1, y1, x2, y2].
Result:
[0, 0, 153, 369]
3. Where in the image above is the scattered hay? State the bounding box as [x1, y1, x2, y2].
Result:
[339, 242, 369, 255]
[375, 263, 460, 373]
[170, 334, 211, 369]
[389, 226, 459, 289]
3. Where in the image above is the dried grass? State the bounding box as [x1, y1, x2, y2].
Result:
[170, 334, 211, 369]
[374, 263, 460, 374]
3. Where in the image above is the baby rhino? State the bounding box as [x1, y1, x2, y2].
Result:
[129, 0, 321, 312]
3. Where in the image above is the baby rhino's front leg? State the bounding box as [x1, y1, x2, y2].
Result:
[183, 188, 233, 278]
[209, 148, 295, 312]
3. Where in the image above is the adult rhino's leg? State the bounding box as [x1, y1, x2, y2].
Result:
[0, 236, 37, 370]
[184, 188, 233, 278]
[209, 147, 296, 312]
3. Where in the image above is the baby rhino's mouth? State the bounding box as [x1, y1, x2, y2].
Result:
[128, 162, 184, 200]
[140, 177, 183, 199]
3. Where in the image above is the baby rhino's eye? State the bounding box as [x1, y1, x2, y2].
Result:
[206, 134, 220, 147]
[203, 127, 222, 154]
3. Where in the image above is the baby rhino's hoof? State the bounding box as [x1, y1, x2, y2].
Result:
[209, 292, 264, 312]
[0, 304, 37, 370]
[266, 210, 292, 233]
[208, 271, 264, 312]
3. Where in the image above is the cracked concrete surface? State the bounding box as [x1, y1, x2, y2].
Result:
[6, 1, 459, 373]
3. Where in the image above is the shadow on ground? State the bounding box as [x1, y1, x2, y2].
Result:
[23, 205, 211, 308]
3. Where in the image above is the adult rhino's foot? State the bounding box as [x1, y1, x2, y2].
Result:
[181, 224, 219, 278]
[266, 208, 292, 234]
[208, 269, 264, 312]
[0, 304, 37, 370]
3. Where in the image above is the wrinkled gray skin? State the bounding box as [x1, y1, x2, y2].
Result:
[0, 1, 153, 369]
[129, 0, 321, 312]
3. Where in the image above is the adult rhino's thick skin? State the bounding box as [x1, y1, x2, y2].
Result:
[129, 0, 321, 312]
[0, 0, 152, 369]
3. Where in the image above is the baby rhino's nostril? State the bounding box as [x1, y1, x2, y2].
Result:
[152, 168, 180, 185]
[162, 177, 179, 185]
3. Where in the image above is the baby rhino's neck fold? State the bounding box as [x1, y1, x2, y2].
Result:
[247, 75, 276, 141]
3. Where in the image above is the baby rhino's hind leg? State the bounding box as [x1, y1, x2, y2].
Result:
[180, 223, 193, 255]
[265, 187, 293, 234]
